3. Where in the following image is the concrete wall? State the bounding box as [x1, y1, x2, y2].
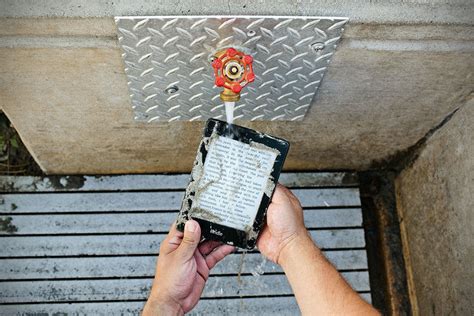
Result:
[1, 0, 473, 24]
[395, 99, 473, 315]
[0, 1, 473, 174]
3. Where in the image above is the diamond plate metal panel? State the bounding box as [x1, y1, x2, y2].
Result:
[115, 16, 348, 122]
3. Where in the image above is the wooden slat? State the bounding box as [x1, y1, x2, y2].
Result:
[0, 188, 360, 214]
[1, 208, 362, 235]
[0, 272, 370, 303]
[0, 172, 358, 193]
[0, 294, 372, 315]
[0, 229, 365, 257]
[0, 250, 368, 280]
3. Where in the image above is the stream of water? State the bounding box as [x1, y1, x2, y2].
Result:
[224, 101, 235, 124]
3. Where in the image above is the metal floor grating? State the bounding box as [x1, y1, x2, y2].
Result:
[0, 173, 370, 315]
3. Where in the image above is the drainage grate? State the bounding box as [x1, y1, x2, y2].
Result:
[115, 16, 348, 122]
[0, 172, 369, 314]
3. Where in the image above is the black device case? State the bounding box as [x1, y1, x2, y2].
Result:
[176, 118, 289, 249]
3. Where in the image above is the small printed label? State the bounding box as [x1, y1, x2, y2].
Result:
[210, 228, 223, 236]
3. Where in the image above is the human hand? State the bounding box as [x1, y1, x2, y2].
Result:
[258, 187, 378, 316]
[143, 220, 235, 315]
[257, 184, 310, 264]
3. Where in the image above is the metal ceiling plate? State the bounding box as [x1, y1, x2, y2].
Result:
[115, 16, 348, 122]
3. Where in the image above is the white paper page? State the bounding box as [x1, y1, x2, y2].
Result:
[194, 136, 277, 230]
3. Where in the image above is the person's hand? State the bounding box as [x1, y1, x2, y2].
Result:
[259, 186, 379, 315]
[257, 184, 310, 264]
[143, 220, 235, 315]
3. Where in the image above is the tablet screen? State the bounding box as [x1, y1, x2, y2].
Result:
[193, 135, 278, 231]
[177, 118, 289, 249]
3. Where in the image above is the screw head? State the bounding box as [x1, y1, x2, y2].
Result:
[165, 86, 179, 94]
[311, 42, 325, 52]
[247, 30, 256, 37]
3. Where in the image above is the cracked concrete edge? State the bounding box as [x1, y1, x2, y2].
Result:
[1, 18, 472, 174]
[0, 0, 473, 24]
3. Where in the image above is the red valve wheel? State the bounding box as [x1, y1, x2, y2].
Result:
[212, 48, 255, 94]
[232, 85, 242, 93]
[212, 59, 222, 69]
[227, 47, 238, 57]
[243, 55, 253, 64]
[215, 77, 225, 87]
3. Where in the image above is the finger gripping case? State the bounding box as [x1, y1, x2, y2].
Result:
[176, 118, 290, 249]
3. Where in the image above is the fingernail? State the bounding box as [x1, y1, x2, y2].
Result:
[186, 220, 197, 233]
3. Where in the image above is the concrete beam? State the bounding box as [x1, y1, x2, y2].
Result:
[1, 18, 472, 174]
[0, 0, 473, 24]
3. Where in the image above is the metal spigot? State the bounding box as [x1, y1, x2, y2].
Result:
[211, 48, 255, 102]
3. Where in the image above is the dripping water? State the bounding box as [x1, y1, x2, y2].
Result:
[224, 101, 235, 124]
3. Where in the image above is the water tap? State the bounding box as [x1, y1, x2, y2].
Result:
[211, 48, 255, 102]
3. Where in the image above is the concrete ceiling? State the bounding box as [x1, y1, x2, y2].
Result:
[0, 1, 473, 174]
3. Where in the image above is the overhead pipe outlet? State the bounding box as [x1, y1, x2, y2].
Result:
[211, 47, 255, 103]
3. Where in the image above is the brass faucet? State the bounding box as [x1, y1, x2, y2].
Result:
[211, 48, 255, 102]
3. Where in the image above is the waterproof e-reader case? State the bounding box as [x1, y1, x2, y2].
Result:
[177, 118, 290, 249]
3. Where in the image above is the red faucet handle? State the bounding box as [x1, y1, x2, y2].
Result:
[212, 59, 222, 69]
[212, 48, 255, 93]
[227, 47, 238, 57]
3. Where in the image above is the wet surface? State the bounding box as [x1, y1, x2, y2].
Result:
[177, 119, 289, 249]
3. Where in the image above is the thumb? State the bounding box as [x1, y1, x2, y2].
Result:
[177, 220, 201, 261]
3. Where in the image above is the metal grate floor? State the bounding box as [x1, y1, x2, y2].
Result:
[0, 173, 370, 315]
